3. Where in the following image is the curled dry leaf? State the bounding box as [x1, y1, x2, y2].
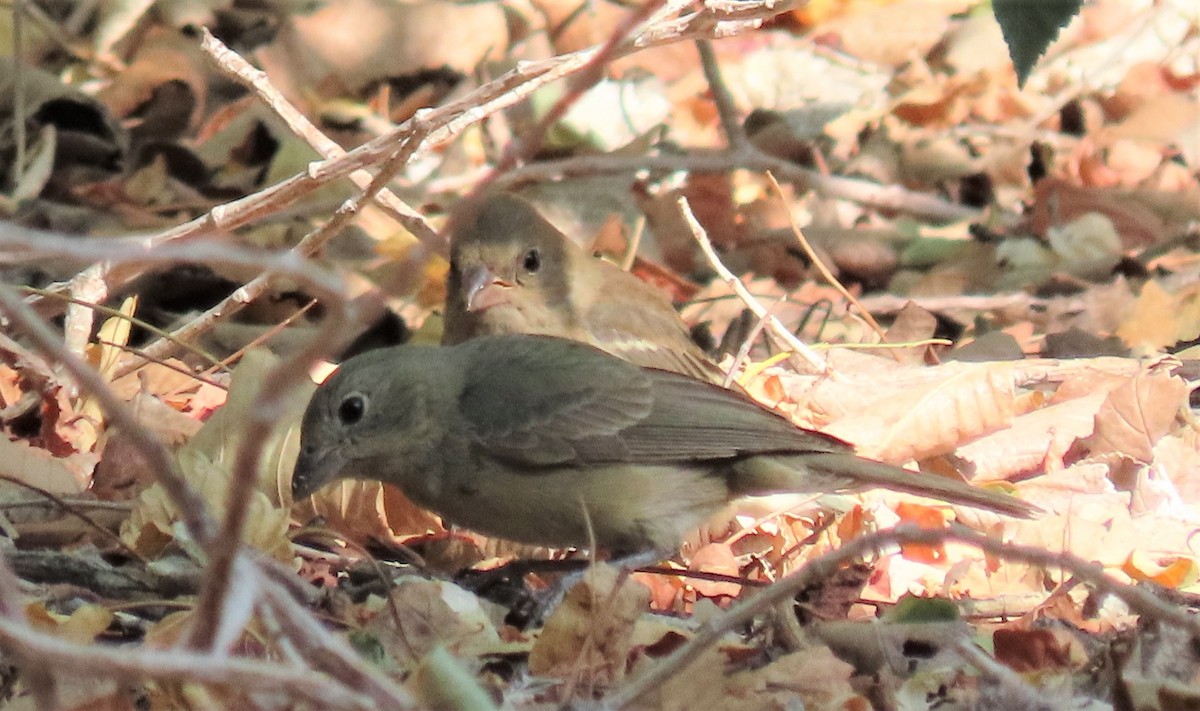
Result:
[95, 27, 208, 135]
[688, 543, 742, 599]
[260, 0, 507, 98]
[993, 627, 1088, 673]
[74, 296, 138, 453]
[1085, 366, 1188, 463]
[120, 448, 293, 562]
[1030, 179, 1167, 248]
[26, 601, 114, 645]
[954, 389, 1109, 481]
[1121, 550, 1200, 589]
[1116, 280, 1200, 353]
[529, 563, 649, 681]
[1151, 433, 1200, 506]
[819, 360, 1018, 463]
[183, 348, 312, 505]
[0, 437, 91, 500]
[650, 642, 867, 711]
[365, 578, 504, 670]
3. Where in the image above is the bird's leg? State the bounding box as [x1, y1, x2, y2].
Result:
[454, 556, 591, 627]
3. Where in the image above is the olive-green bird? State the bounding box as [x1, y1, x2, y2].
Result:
[292, 335, 1035, 553]
[442, 193, 725, 384]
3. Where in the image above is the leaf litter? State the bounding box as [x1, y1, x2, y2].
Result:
[0, 0, 1198, 709]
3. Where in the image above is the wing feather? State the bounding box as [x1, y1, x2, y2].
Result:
[455, 335, 849, 468]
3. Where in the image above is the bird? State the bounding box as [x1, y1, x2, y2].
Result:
[292, 334, 1036, 554]
[442, 192, 726, 384]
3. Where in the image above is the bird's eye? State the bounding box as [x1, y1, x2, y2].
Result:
[523, 248, 541, 273]
[338, 393, 367, 425]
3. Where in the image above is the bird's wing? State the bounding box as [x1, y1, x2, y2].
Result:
[456, 335, 655, 465]
[579, 258, 728, 384]
[456, 335, 851, 468]
[583, 299, 729, 384]
[608, 369, 855, 461]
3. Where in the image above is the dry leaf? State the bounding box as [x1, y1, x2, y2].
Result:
[954, 390, 1108, 481]
[822, 361, 1018, 462]
[120, 447, 292, 562]
[76, 296, 138, 453]
[529, 564, 649, 680]
[727, 645, 867, 711]
[1121, 551, 1200, 589]
[1086, 367, 1188, 462]
[366, 578, 503, 668]
[0, 436, 91, 496]
[689, 543, 742, 599]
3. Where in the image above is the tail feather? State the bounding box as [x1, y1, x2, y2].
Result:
[732, 453, 1038, 518]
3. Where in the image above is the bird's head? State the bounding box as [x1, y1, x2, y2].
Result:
[446, 194, 571, 316]
[291, 346, 441, 500]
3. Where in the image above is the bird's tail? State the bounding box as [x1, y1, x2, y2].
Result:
[731, 453, 1038, 518]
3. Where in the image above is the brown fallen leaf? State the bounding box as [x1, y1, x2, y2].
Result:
[529, 563, 649, 682]
[1084, 365, 1188, 463]
[820, 360, 1018, 463]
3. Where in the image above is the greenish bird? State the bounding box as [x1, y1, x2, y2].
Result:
[292, 335, 1035, 553]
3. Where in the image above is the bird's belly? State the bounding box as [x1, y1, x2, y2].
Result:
[430, 463, 730, 552]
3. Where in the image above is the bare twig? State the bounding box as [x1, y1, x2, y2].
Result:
[0, 282, 215, 547]
[763, 172, 892, 352]
[199, 30, 438, 247]
[600, 523, 1200, 710]
[260, 578, 416, 709]
[488, 0, 669, 183]
[0, 234, 358, 548]
[675, 196, 830, 375]
[23, 285, 225, 369]
[499, 151, 980, 223]
[0, 614, 378, 710]
[695, 39, 746, 149]
[0, 474, 145, 563]
[28, 0, 837, 323]
[185, 191, 388, 650]
[723, 296, 780, 389]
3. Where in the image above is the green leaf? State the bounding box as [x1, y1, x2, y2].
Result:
[992, 0, 1084, 86]
[884, 594, 961, 624]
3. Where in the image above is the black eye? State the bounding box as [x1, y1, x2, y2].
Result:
[338, 394, 367, 425]
[523, 248, 541, 273]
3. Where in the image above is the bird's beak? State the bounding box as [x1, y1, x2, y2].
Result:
[462, 265, 512, 313]
[291, 445, 347, 501]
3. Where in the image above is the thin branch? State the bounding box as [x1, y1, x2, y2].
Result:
[487, 0, 669, 182]
[0, 283, 215, 547]
[600, 523, 1200, 709]
[0, 474, 145, 563]
[675, 196, 830, 375]
[199, 30, 438, 247]
[0, 614, 378, 710]
[27, 0, 824, 321]
[499, 150, 982, 223]
[0, 234, 362, 552]
[260, 576, 416, 709]
[695, 39, 746, 149]
[186, 192, 390, 650]
[763, 171, 893, 353]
